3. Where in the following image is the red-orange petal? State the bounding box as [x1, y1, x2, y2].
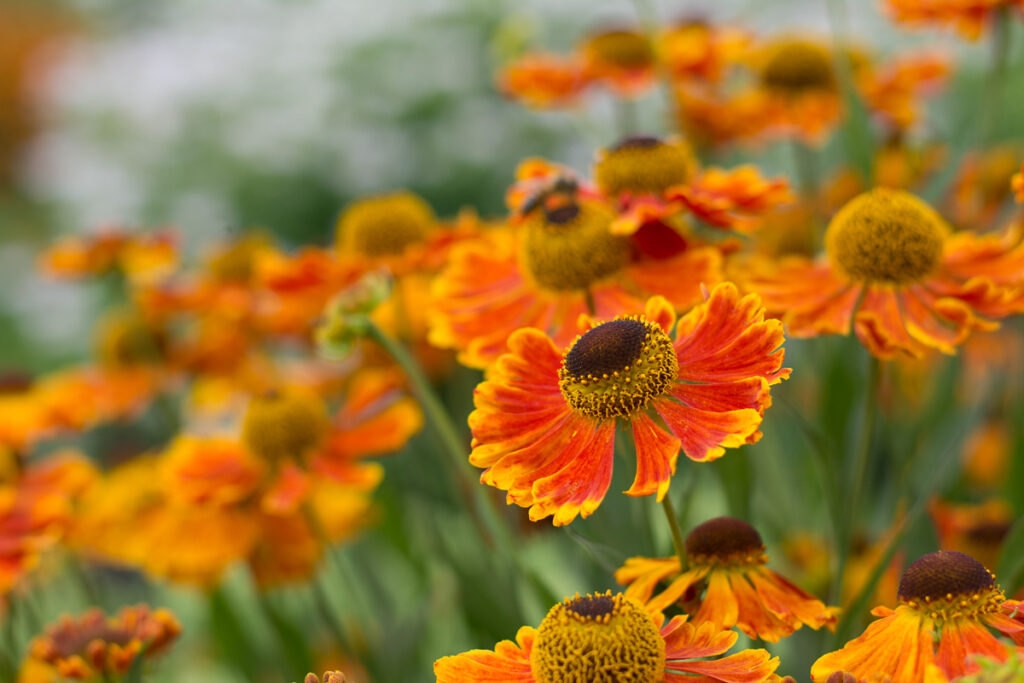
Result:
[434, 626, 537, 682]
[627, 411, 681, 500]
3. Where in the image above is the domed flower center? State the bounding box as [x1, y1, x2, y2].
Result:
[532, 592, 665, 683]
[685, 516, 767, 566]
[897, 551, 1004, 623]
[242, 388, 328, 463]
[758, 39, 836, 93]
[825, 188, 948, 284]
[559, 317, 677, 420]
[583, 30, 654, 70]
[336, 191, 434, 258]
[521, 200, 630, 291]
[594, 136, 697, 197]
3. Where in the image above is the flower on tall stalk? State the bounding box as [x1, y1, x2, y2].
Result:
[434, 591, 780, 682]
[616, 517, 838, 642]
[812, 551, 1024, 681]
[467, 284, 788, 525]
[743, 188, 1024, 358]
[26, 605, 181, 680]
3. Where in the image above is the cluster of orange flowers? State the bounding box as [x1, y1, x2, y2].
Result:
[6, 4, 1024, 683]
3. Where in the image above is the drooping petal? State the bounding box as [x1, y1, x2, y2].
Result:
[655, 394, 763, 463]
[811, 606, 936, 682]
[627, 411, 681, 500]
[934, 618, 1008, 679]
[694, 569, 740, 629]
[853, 285, 920, 358]
[528, 418, 616, 525]
[434, 626, 537, 682]
[662, 619, 779, 683]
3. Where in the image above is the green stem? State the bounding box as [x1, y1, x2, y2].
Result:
[982, 7, 1012, 143]
[830, 353, 882, 606]
[825, 0, 875, 184]
[661, 493, 689, 572]
[365, 321, 514, 553]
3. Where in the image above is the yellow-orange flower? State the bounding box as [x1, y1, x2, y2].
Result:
[812, 551, 1024, 681]
[616, 517, 838, 642]
[929, 499, 1012, 574]
[857, 52, 950, 130]
[434, 591, 780, 683]
[468, 285, 788, 525]
[578, 28, 656, 96]
[27, 605, 180, 681]
[950, 146, 1022, 230]
[658, 22, 749, 84]
[744, 188, 1024, 358]
[1013, 163, 1024, 202]
[41, 230, 177, 283]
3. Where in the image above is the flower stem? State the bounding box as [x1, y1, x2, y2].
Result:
[661, 493, 689, 572]
[365, 321, 514, 553]
[830, 352, 881, 606]
[982, 6, 1012, 143]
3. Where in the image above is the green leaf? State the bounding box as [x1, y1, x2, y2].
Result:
[997, 516, 1024, 594]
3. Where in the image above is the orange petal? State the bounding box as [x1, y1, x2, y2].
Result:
[528, 418, 616, 525]
[627, 411, 681, 500]
[655, 395, 762, 462]
[434, 626, 537, 682]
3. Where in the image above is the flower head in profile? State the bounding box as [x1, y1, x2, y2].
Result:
[812, 551, 1024, 681]
[497, 53, 587, 109]
[744, 188, 1024, 358]
[578, 27, 656, 96]
[468, 284, 788, 525]
[27, 605, 181, 680]
[617, 516, 838, 642]
[434, 591, 780, 683]
[884, 0, 1020, 40]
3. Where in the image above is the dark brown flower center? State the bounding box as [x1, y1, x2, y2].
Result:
[898, 550, 995, 603]
[686, 517, 766, 564]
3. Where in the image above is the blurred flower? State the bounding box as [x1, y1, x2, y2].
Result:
[434, 591, 779, 682]
[496, 53, 587, 109]
[467, 286, 787, 525]
[961, 418, 1011, 490]
[929, 499, 1012, 573]
[27, 605, 180, 680]
[1013, 163, 1024, 202]
[578, 28, 656, 97]
[950, 145, 1022, 230]
[658, 21, 749, 85]
[744, 188, 1024, 359]
[884, 0, 1022, 40]
[305, 672, 347, 683]
[616, 517, 837, 642]
[812, 551, 1024, 681]
[857, 52, 950, 131]
[40, 230, 178, 284]
[0, 453, 96, 600]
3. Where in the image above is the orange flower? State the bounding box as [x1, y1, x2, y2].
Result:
[744, 188, 1024, 359]
[1013, 163, 1024, 201]
[812, 551, 1024, 681]
[40, 229, 177, 283]
[616, 517, 838, 642]
[434, 591, 779, 683]
[950, 145, 1022, 230]
[578, 28, 656, 96]
[929, 499, 1012, 573]
[0, 453, 96, 599]
[658, 22, 749, 84]
[884, 0, 1022, 40]
[27, 605, 180, 680]
[857, 52, 950, 130]
[497, 53, 587, 108]
[668, 165, 795, 232]
[467, 285, 788, 525]
[961, 418, 1010, 489]
[428, 200, 723, 368]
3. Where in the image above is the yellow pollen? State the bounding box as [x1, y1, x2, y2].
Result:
[582, 30, 654, 70]
[825, 188, 949, 284]
[242, 388, 328, 462]
[336, 191, 434, 258]
[897, 551, 1004, 625]
[559, 317, 677, 420]
[521, 200, 629, 291]
[594, 136, 697, 197]
[532, 591, 665, 683]
[757, 38, 836, 94]
[685, 516, 768, 567]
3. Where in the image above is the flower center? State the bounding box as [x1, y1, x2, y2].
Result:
[336, 191, 434, 258]
[594, 136, 697, 197]
[758, 39, 836, 93]
[897, 551, 1004, 623]
[242, 389, 328, 462]
[582, 30, 654, 70]
[521, 200, 630, 291]
[825, 188, 948, 284]
[685, 516, 767, 566]
[532, 592, 665, 683]
[559, 317, 677, 420]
